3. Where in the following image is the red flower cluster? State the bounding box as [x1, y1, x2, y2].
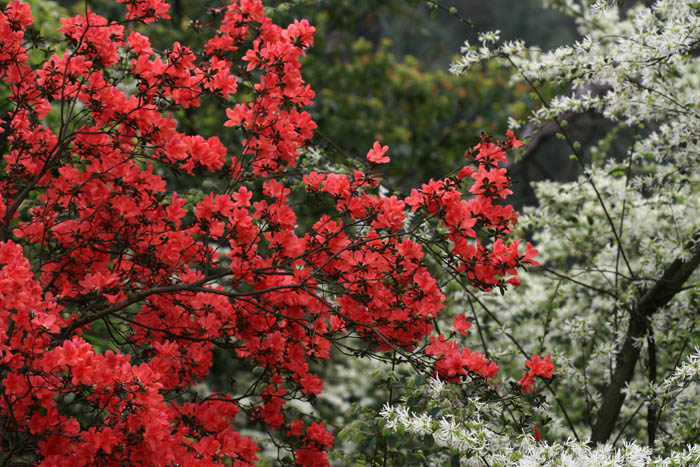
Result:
[519, 354, 556, 394]
[405, 133, 538, 292]
[426, 334, 499, 381]
[0, 0, 538, 465]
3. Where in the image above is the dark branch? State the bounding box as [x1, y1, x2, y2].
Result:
[591, 231, 700, 444]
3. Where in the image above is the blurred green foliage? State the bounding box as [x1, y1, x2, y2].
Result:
[303, 36, 531, 190]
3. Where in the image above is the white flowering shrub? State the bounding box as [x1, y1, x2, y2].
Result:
[373, 0, 700, 465]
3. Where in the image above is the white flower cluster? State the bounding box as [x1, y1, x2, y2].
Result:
[380, 399, 700, 466]
[660, 348, 700, 393]
[589, 0, 619, 16]
[452, 0, 700, 172]
[449, 37, 526, 75]
[472, 168, 700, 440]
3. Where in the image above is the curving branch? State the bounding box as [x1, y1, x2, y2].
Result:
[591, 231, 700, 444]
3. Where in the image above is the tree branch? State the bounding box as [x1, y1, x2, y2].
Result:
[591, 231, 700, 444]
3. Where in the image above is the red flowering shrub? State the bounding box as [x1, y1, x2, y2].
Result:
[0, 0, 541, 464]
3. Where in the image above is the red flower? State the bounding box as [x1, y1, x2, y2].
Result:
[527, 353, 555, 379]
[305, 421, 334, 449]
[506, 129, 523, 149]
[300, 373, 323, 395]
[288, 418, 304, 437]
[519, 371, 536, 394]
[453, 313, 472, 335]
[366, 141, 390, 164]
[519, 354, 555, 393]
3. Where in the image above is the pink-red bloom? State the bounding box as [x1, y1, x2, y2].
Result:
[366, 141, 390, 164]
[519, 354, 555, 393]
[453, 314, 472, 335]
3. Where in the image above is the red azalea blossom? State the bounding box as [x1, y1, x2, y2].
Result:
[519, 354, 555, 393]
[288, 418, 305, 437]
[519, 371, 536, 394]
[366, 141, 390, 164]
[453, 313, 472, 335]
[505, 129, 523, 149]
